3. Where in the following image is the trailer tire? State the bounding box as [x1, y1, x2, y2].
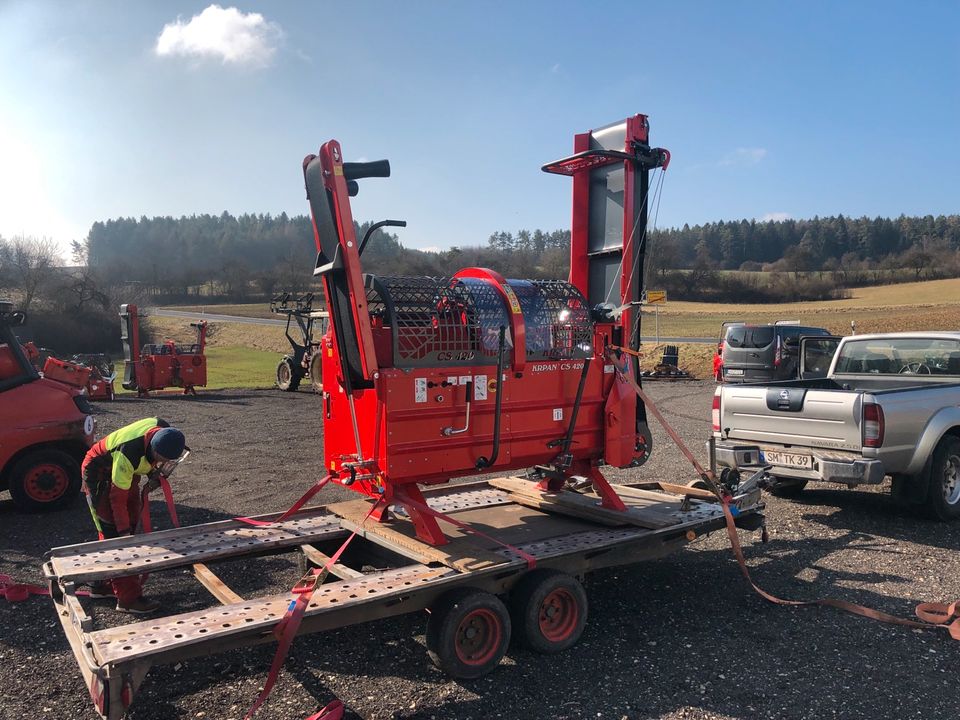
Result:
[276, 357, 300, 391]
[308, 351, 323, 393]
[510, 569, 587, 654]
[8, 448, 82, 512]
[768, 477, 808, 498]
[924, 436, 960, 521]
[426, 588, 510, 679]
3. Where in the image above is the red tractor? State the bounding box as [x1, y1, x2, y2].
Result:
[0, 301, 96, 511]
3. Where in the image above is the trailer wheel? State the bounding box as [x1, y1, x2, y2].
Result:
[8, 449, 82, 512]
[924, 436, 960, 521]
[510, 570, 587, 654]
[276, 357, 300, 391]
[308, 351, 323, 393]
[768, 477, 808, 498]
[426, 589, 510, 679]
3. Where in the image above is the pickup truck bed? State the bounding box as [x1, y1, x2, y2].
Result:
[712, 332, 960, 521]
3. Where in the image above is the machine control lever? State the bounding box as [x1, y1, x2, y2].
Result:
[442, 381, 473, 436]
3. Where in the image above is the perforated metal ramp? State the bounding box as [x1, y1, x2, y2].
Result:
[45, 509, 346, 584]
[89, 564, 460, 665]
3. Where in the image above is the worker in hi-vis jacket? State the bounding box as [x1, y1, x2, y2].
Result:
[81, 417, 188, 614]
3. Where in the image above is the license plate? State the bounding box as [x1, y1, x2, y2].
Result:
[763, 450, 812, 469]
[725, 368, 744, 376]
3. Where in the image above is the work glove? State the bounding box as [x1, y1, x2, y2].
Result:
[144, 469, 163, 494]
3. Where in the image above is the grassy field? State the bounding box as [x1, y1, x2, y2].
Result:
[115, 346, 280, 394]
[154, 277, 960, 385]
[162, 303, 278, 320]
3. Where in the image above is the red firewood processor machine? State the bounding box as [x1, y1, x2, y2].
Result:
[119, 304, 207, 396]
[306, 115, 670, 545]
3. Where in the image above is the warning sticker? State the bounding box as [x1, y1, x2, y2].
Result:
[553, 408, 563, 421]
[447, 376, 458, 385]
[474, 375, 488, 401]
[415, 378, 427, 403]
[604, 364, 615, 374]
[501, 284, 523, 315]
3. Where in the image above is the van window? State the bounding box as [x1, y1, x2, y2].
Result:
[725, 326, 775, 349]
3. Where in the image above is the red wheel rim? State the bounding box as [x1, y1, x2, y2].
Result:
[538, 588, 579, 642]
[454, 608, 502, 665]
[23, 463, 69, 502]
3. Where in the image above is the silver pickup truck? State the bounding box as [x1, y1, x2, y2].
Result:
[712, 332, 960, 520]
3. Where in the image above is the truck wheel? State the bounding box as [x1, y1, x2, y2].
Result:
[8, 449, 82, 512]
[768, 477, 808, 498]
[510, 569, 587, 654]
[308, 351, 323, 393]
[426, 588, 511, 679]
[924, 436, 960, 521]
[276, 357, 300, 391]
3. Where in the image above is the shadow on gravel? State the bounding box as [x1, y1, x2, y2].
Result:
[778, 487, 960, 552]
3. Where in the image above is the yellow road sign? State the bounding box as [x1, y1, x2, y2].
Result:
[645, 290, 667, 304]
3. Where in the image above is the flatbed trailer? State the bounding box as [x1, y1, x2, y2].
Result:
[44, 477, 764, 720]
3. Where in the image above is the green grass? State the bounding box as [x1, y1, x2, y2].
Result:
[115, 346, 281, 394]
[203, 346, 281, 389]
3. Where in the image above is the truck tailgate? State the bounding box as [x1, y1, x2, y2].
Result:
[720, 385, 863, 451]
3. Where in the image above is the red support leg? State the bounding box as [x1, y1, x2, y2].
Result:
[386, 484, 449, 546]
[588, 467, 627, 511]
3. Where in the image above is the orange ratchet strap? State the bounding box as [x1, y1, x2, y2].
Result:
[607, 348, 960, 641]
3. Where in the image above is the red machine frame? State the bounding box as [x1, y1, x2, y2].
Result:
[119, 304, 207, 396]
[304, 116, 669, 545]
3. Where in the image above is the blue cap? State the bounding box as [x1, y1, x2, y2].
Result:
[150, 428, 186, 460]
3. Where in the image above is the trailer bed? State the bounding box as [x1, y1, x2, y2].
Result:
[44, 477, 763, 720]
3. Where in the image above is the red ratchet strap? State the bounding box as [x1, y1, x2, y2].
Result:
[0, 574, 49, 603]
[236, 475, 334, 527]
[608, 347, 960, 641]
[719, 501, 960, 640]
[243, 498, 384, 720]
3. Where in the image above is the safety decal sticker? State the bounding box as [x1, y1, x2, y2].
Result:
[474, 375, 488, 401]
[415, 378, 427, 403]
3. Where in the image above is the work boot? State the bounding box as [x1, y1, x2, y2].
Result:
[87, 582, 115, 599]
[116, 596, 161, 615]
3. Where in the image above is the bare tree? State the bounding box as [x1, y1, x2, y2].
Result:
[10, 235, 61, 311]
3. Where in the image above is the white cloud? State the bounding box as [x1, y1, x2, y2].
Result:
[761, 212, 791, 222]
[155, 5, 282, 67]
[720, 147, 767, 166]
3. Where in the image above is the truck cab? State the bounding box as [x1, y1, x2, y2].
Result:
[0, 301, 95, 511]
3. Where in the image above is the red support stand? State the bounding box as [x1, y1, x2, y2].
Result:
[385, 484, 449, 546]
[587, 466, 627, 511]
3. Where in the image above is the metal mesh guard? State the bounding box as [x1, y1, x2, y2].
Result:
[509, 280, 593, 360]
[365, 275, 592, 368]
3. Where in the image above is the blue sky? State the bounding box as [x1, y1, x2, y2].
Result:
[1, 1, 957, 256]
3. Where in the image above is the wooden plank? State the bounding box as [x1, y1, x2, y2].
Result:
[300, 544, 364, 580]
[191, 563, 243, 605]
[625, 481, 718, 500]
[326, 499, 510, 572]
[487, 477, 673, 529]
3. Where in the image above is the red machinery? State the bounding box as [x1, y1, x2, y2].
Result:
[0, 301, 95, 512]
[120, 304, 207, 396]
[304, 115, 669, 545]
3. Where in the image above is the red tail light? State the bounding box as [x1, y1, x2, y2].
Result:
[712, 388, 721, 433]
[863, 402, 884, 448]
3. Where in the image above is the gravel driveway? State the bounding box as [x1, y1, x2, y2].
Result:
[2, 381, 958, 720]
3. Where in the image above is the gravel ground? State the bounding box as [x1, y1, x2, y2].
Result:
[2, 381, 958, 720]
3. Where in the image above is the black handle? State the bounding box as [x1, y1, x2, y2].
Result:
[342, 160, 390, 180]
[359, 219, 408, 256]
